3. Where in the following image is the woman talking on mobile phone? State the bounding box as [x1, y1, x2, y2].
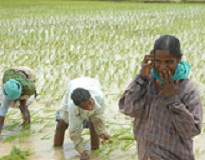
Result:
[119, 35, 203, 160]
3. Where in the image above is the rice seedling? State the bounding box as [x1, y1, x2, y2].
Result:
[3, 130, 36, 143]
[0, 146, 33, 160]
[195, 147, 205, 159]
[40, 133, 52, 140]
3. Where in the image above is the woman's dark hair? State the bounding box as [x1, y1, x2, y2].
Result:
[71, 88, 91, 106]
[154, 35, 182, 59]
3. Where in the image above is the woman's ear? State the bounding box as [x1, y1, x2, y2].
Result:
[178, 54, 183, 63]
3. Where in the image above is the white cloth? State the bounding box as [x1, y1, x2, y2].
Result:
[58, 77, 106, 154]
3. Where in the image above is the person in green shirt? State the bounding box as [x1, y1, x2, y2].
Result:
[0, 67, 36, 131]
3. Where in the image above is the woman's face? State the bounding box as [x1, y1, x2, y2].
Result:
[154, 50, 181, 75]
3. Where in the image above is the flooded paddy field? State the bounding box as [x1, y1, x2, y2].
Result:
[0, 0, 205, 159]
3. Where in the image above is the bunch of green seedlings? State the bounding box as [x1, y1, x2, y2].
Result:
[2, 108, 55, 143]
[0, 146, 33, 160]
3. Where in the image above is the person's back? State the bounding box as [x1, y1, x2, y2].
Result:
[59, 77, 104, 115]
[67, 77, 102, 98]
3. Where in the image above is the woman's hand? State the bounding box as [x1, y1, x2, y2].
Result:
[140, 51, 154, 78]
[156, 70, 180, 98]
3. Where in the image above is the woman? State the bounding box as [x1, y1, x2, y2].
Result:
[119, 35, 203, 160]
[0, 66, 36, 131]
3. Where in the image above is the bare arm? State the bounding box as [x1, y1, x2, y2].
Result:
[19, 99, 30, 127]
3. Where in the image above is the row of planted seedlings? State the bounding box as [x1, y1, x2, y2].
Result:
[2, 108, 56, 143]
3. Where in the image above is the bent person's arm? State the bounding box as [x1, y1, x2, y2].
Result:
[90, 93, 107, 136]
[19, 99, 30, 126]
[69, 113, 85, 154]
[0, 95, 11, 116]
[89, 110, 107, 136]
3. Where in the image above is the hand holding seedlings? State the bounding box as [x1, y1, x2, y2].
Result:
[100, 133, 113, 145]
[80, 150, 89, 160]
[156, 70, 180, 98]
[140, 50, 154, 78]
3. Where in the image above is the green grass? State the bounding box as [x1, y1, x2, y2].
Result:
[0, 146, 33, 160]
[0, 0, 205, 159]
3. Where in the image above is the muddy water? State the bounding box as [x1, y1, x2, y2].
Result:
[0, 101, 135, 160]
[0, 102, 205, 160]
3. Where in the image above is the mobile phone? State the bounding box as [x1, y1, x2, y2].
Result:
[152, 50, 155, 67]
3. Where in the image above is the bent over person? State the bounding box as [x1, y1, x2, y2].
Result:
[54, 77, 111, 160]
[0, 66, 36, 131]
